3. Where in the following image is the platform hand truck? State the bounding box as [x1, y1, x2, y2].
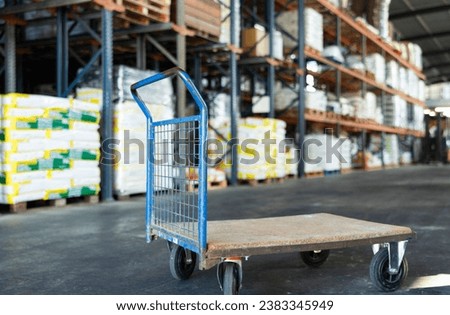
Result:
[131, 67, 415, 295]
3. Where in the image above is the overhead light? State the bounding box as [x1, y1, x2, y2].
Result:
[429, 111, 436, 117]
[424, 109, 431, 115]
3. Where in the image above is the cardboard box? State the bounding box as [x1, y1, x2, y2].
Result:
[242, 26, 269, 57]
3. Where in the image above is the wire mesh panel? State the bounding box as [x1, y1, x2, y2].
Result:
[150, 116, 203, 251]
[131, 68, 208, 254]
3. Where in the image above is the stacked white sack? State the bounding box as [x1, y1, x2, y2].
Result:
[76, 65, 175, 196]
[216, 118, 287, 180]
[277, 8, 323, 53]
[0, 94, 100, 204]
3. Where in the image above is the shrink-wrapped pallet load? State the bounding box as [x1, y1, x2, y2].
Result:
[427, 83, 450, 100]
[76, 65, 175, 196]
[374, 0, 391, 39]
[384, 96, 408, 129]
[285, 145, 299, 177]
[411, 106, 425, 132]
[386, 60, 400, 89]
[277, 7, 323, 53]
[406, 42, 423, 71]
[274, 82, 298, 112]
[418, 80, 426, 101]
[407, 70, 419, 99]
[339, 97, 356, 117]
[306, 90, 327, 112]
[343, 92, 377, 120]
[215, 118, 287, 181]
[304, 134, 342, 174]
[383, 135, 400, 166]
[365, 53, 386, 83]
[398, 67, 408, 94]
[0, 94, 100, 205]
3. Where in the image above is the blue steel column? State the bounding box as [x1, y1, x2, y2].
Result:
[194, 53, 202, 94]
[267, 0, 275, 118]
[101, 8, 114, 202]
[136, 35, 146, 70]
[57, 7, 69, 97]
[297, 0, 306, 177]
[229, 0, 239, 185]
[5, 23, 15, 92]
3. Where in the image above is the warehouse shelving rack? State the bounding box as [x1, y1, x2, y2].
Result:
[0, 0, 427, 198]
[252, 0, 426, 170]
[0, 0, 221, 197]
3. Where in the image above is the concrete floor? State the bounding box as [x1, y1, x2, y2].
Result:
[1, 165, 450, 295]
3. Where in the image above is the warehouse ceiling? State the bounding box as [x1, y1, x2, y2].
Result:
[389, 0, 450, 84]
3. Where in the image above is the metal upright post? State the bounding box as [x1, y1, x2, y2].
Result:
[437, 112, 442, 162]
[136, 35, 146, 70]
[335, 15, 341, 101]
[267, 0, 275, 118]
[380, 91, 386, 167]
[176, 0, 186, 117]
[5, 23, 16, 92]
[194, 53, 202, 94]
[229, 0, 239, 186]
[423, 114, 430, 163]
[361, 35, 367, 96]
[380, 50, 387, 167]
[362, 130, 367, 170]
[56, 6, 69, 97]
[297, 0, 306, 178]
[335, 14, 342, 140]
[101, 8, 114, 202]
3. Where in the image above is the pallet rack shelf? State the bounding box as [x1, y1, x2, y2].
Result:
[279, 108, 425, 138]
[304, 47, 425, 107]
[308, 0, 425, 80]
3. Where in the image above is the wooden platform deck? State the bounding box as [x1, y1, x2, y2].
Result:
[199, 213, 414, 269]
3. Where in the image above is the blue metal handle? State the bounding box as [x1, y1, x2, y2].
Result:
[130, 67, 209, 253]
[130, 67, 208, 121]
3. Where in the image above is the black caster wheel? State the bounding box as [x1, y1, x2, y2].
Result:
[223, 262, 240, 295]
[169, 245, 197, 280]
[369, 248, 408, 292]
[300, 250, 330, 268]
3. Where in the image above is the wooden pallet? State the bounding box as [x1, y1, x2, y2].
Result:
[305, 45, 322, 57]
[171, 0, 221, 40]
[365, 164, 400, 172]
[304, 171, 325, 179]
[324, 169, 341, 177]
[115, 0, 170, 25]
[340, 168, 353, 175]
[1, 195, 99, 214]
[305, 108, 327, 117]
[238, 177, 287, 186]
[208, 180, 228, 190]
[238, 178, 271, 187]
[186, 179, 228, 192]
[271, 177, 286, 184]
[114, 192, 147, 201]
